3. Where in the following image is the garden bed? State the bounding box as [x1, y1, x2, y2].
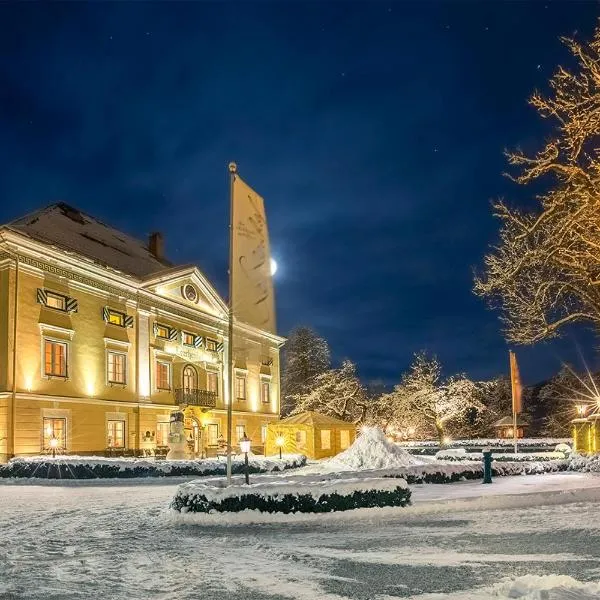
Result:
[171, 477, 411, 514]
[0, 454, 306, 479]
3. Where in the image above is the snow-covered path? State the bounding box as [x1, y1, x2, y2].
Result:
[1, 473, 600, 599]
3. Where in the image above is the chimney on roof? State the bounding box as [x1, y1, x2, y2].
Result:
[149, 232, 164, 260]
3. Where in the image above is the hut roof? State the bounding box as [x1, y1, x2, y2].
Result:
[493, 415, 528, 427]
[277, 411, 355, 428]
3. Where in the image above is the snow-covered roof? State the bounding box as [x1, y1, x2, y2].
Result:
[493, 416, 528, 427]
[278, 411, 355, 428]
[5, 202, 172, 278]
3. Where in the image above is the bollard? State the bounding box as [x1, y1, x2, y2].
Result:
[482, 447, 493, 484]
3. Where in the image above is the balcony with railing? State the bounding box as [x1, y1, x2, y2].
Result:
[174, 388, 217, 409]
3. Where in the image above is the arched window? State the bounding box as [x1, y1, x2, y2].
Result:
[183, 365, 197, 391]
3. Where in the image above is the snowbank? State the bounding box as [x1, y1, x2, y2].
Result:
[327, 427, 426, 470]
[414, 574, 600, 599]
[0, 454, 306, 479]
[171, 476, 411, 514]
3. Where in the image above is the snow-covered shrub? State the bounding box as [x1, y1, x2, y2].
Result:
[554, 442, 572, 457]
[569, 454, 600, 472]
[0, 454, 306, 479]
[434, 448, 468, 461]
[399, 438, 571, 449]
[171, 477, 411, 514]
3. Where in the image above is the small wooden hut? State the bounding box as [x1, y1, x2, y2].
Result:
[265, 411, 356, 460]
[493, 416, 528, 439]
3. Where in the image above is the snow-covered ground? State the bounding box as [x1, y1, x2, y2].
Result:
[2, 472, 600, 599]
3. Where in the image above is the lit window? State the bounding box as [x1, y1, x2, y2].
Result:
[236, 424, 245, 441]
[156, 361, 171, 390]
[340, 430, 350, 450]
[182, 332, 195, 346]
[45, 292, 66, 311]
[207, 371, 218, 394]
[108, 310, 125, 326]
[295, 430, 307, 449]
[107, 351, 127, 384]
[206, 339, 217, 352]
[261, 381, 270, 404]
[207, 423, 219, 446]
[107, 420, 125, 448]
[261, 425, 268, 443]
[43, 417, 66, 450]
[156, 421, 169, 446]
[155, 324, 169, 339]
[235, 375, 246, 400]
[320, 429, 331, 450]
[44, 340, 67, 377]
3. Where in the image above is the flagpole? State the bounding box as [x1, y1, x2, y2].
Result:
[226, 161, 237, 485]
[510, 350, 518, 455]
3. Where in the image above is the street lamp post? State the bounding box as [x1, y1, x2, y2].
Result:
[577, 404, 588, 417]
[275, 435, 285, 459]
[240, 432, 251, 485]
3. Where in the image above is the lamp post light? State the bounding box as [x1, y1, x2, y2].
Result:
[275, 435, 285, 459]
[49, 435, 59, 458]
[239, 432, 251, 485]
[577, 404, 588, 417]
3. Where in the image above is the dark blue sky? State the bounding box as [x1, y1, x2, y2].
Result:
[1, 2, 599, 386]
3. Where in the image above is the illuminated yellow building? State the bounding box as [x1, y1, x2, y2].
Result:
[0, 203, 284, 461]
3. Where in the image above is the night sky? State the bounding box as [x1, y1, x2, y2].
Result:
[2, 2, 600, 387]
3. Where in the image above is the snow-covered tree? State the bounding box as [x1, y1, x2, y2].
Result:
[378, 352, 481, 443]
[280, 327, 331, 416]
[475, 24, 600, 344]
[290, 359, 367, 423]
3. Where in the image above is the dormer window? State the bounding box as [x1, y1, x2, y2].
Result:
[182, 332, 195, 346]
[46, 292, 66, 311]
[206, 338, 217, 352]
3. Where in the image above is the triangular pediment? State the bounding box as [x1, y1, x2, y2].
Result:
[140, 265, 227, 318]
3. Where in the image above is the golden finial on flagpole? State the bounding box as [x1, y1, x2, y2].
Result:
[228, 162, 237, 174]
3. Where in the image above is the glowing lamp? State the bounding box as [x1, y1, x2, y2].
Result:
[239, 433, 251, 455]
[275, 435, 285, 459]
[577, 404, 588, 417]
[270, 258, 277, 276]
[49, 437, 59, 449]
[442, 436, 452, 446]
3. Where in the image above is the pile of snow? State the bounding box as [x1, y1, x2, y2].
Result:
[329, 427, 426, 470]
[421, 574, 600, 599]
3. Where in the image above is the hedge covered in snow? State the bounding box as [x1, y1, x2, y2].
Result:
[434, 450, 566, 463]
[399, 438, 571, 450]
[372, 459, 570, 484]
[0, 454, 307, 479]
[569, 454, 600, 472]
[171, 477, 411, 514]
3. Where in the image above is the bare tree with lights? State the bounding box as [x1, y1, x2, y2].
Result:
[475, 25, 600, 344]
[290, 359, 367, 423]
[380, 351, 481, 443]
[280, 327, 331, 416]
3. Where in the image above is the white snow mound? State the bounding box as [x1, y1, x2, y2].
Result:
[330, 427, 426, 470]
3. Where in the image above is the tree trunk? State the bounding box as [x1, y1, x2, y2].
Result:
[435, 420, 445, 445]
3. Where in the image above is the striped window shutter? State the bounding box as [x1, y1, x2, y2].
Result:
[168, 327, 178, 341]
[102, 306, 110, 322]
[37, 288, 47, 305]
[124, 315, 134, 328]
[194, 335, 204, 349]
[65, 297, 78, 313]
[216, 341, 224, 353]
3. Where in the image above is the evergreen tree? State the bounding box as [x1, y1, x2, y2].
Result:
[280, 327, 331, 416]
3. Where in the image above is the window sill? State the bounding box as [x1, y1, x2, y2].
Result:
[157, 388, 172, 392]
[108, 382, 127, 388]
[43, 374, 69, 381]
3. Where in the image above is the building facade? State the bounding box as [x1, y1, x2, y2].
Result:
[0, 203, 284, 462]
